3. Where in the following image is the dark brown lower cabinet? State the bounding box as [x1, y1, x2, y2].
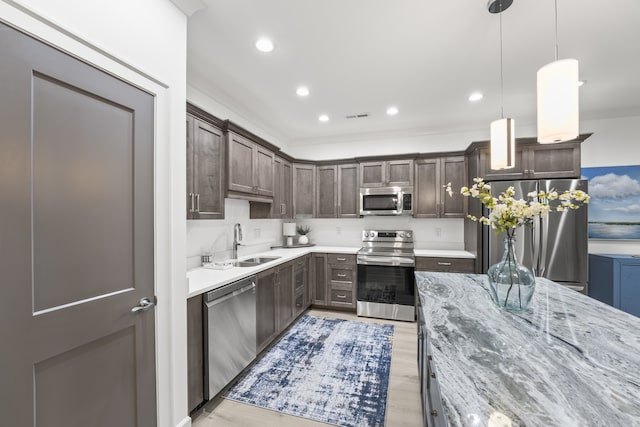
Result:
[311, 253, 357, 310]
[256, 258, 304, 354]
[276, 261, 295, 331]
[187, 295, 204, 413]
[312, 253, 328, 305]
[415, 256, 475, 273]
[256, 268, 277, 353]
[293, 255, 310, 316]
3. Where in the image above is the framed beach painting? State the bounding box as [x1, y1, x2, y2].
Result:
[581, 165, 640, 239]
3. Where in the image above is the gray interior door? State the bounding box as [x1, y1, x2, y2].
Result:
[0, 22, 156, 427]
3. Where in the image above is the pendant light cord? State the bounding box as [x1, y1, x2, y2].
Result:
[554, 0, 559, 60]
[499, 0, 504, 119]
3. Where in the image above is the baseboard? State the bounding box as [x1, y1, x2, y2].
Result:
[175, 416, 191, 427]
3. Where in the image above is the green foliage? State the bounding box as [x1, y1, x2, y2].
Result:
[296, 225, 311, 235]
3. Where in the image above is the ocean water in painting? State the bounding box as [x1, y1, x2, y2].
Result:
[589, 223, 640, 239]
[582, 165, 640, 240]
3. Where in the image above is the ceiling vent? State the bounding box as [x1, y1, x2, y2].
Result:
[345, 113, 370, 119]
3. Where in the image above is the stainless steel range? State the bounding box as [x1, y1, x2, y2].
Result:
[357, 229, 416, 322]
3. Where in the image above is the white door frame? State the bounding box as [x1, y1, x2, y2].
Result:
[0, 2, 189, 426]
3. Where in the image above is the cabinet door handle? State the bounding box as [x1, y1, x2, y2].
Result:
[189, 193, 195, 213]
[437, 262, 452, 266]
[336, 294, 347, 299]
[524, 169, 529, 173]
[281, 203, 286, 215]
[336, 257, 346, 261]
[337, 273, 347, 278]
[196, 193, 201, 212]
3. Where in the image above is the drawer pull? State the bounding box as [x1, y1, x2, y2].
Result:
[437, 262, 452, 266]
[336, 294, 347, 299]
[431, 410, 438, 417]
[336, 257, 346, 261]
[337, 273, 347, 278]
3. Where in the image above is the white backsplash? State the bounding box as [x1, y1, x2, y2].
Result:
[294, 217, 465, 249]
[187, 199, 466, 269]
[186, 198, 284, 269]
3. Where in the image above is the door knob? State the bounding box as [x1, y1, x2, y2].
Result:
[131, 297, 155, 313]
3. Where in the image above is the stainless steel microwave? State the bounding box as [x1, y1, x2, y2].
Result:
[360, 187, 413, 216]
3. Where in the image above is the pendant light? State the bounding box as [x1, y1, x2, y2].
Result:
[489, 0, 515, 170]
[537, 0, 579, 143]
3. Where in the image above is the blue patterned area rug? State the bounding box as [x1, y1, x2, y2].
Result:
[224, 314, 394, 427]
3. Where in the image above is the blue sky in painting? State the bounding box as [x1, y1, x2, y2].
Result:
[581, 165, 640, 223]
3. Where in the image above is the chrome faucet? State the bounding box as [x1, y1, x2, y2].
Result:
[232, 223, 243, 259]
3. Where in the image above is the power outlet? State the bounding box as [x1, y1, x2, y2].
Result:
[435, 227, 442, 237]
[336, 226, 342, 235]
[253, 228, 261, 239]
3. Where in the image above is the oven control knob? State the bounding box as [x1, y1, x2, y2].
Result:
[370, 231, 376, 238]
[406, 232, 412, 239]
[398, 232, 405, 238]
[364, 231, 370, 238]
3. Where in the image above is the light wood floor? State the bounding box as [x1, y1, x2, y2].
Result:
[191, 308, 422, 427]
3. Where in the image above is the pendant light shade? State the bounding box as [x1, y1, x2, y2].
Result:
[488, 0, 515, 170]
[491, 118, 515, 170]
[537, 58, 579, 143]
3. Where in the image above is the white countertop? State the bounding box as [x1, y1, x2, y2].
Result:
[414, 249, 476, 258]
[187, 246, 359, 298]
[187, 245, 477, 298]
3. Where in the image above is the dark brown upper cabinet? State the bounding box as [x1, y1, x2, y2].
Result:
[316, 165, 338, 218]
[338, 163, 360, 218]
[186, 113, 225, 219]
[293, 163, 316, 218]
[470, 136, 589, 181]
[360, 159, 414, 187]
[272, 156, 293, 219]
[227, 131, 274, 202]
[414, 156, 466, 218]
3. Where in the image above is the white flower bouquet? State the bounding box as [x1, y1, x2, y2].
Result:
[446, 177, 590, 235]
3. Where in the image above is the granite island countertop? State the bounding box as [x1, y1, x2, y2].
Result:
[416, 272, 640, 427]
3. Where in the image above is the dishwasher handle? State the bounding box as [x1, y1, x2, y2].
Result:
[205, 281, 255, 307]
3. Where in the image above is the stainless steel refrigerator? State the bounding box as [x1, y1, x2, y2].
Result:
[483, 179, 588, 293]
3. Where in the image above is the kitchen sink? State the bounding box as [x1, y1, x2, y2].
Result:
[234, 256, 280, 267]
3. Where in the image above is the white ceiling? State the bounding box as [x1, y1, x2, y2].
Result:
[187, 0, 640, 147]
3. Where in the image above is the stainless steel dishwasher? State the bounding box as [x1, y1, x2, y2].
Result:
[204, 275, 256, 399]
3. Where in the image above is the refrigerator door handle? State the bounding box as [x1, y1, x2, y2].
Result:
[531, 218, 540, 277]
[538, 214, 548, 277]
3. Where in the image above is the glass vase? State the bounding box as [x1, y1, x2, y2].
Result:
[487, 233, 536, 311]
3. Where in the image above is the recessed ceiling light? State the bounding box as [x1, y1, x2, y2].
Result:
[318, 114, 329, 122]
[386, 106, 399, 116]
[578, 80, 586, 87]
[468, 92, 484, 102]
[296, 86, 310, 97]
[255, 38, 274, 53]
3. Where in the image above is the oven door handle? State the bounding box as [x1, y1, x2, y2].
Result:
[357, 256, 415, 267]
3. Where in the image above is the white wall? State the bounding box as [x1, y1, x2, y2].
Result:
[187, 199, 284, 269]
[0, 1, 190, 426]
[187, 84, 290, 153]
